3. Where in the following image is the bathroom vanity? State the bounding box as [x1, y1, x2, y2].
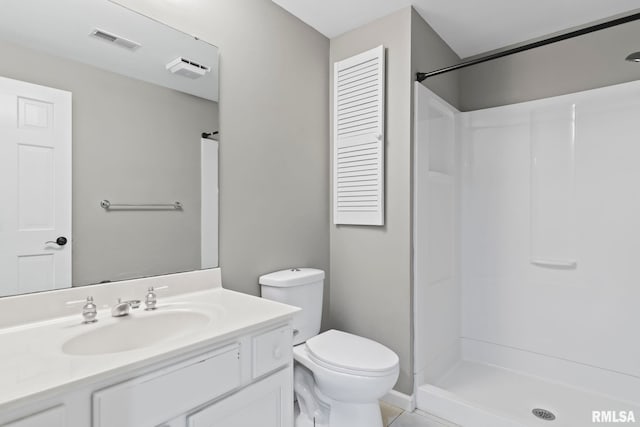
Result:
[0, 269, 298, 427]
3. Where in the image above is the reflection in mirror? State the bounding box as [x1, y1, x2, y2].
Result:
[0, 0, 219, 297]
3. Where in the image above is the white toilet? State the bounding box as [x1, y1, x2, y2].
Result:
[259, 268, 399, 427]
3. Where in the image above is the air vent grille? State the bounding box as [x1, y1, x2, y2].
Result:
[89, 29, 141, 51]
[166, 57, 211, 79]
[179, 58, 210, 72]
[333, 45, 385, 226]
[92, 30, 117, 43]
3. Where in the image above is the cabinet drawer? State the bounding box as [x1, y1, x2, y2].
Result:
[93, 344, 241, 427]
[1, 406, 65, 427]
[252, 325, 292, 379]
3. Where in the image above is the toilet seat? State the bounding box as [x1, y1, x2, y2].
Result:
[304, 330, 399, 378]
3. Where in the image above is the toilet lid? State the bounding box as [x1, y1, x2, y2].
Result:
[305, 330, 399, 375]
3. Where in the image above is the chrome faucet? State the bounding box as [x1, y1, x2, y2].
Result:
[111, 298, 141, 317]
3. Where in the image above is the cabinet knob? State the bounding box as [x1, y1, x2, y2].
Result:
[273, 346, 282, 360]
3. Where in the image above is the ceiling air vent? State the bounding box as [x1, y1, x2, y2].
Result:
[89, 28, 141, 51]
[166, 57, 211, 79]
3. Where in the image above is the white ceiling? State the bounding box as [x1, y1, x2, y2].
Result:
[272, 0, 640, 58]
[0, 0, 218, 101]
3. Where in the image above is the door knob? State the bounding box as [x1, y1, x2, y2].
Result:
[46, 236, 68, 246]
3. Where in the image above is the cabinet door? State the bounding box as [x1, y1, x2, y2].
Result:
[187, 368, 292, 427]
[1, 406, 65, 427]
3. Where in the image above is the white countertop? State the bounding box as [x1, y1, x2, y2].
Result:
[0, 282, 299, 412]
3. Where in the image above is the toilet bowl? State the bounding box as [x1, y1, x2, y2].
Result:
[294, 330, 399, 427]
[259, 268, 399, 427]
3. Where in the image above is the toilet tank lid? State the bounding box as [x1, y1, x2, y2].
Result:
[259, 268, 325, 287]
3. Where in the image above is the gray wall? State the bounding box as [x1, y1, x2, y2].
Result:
[411, 8, 461, 109]
[459, 19, 640, 110]
[0, 39, 218, 286]
[329, 7, 462, 395]
[330, 7, 414, 394]
[114, 0, 331, 323]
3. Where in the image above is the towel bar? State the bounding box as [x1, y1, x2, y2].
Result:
[100, 200, 182, 210]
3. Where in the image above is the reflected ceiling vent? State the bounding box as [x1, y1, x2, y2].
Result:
[166, 57, 211, 79]
[89, 28, 141, 51]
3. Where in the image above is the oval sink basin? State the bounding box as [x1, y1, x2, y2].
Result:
[63, 310, 211, 356]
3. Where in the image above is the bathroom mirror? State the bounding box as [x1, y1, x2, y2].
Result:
[0, 0, 219, 297]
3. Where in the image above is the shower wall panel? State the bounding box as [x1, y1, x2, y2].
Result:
[461, 80, 640, 384]
[413, 83, 460, 386]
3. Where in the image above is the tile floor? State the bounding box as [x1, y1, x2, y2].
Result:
[381, 401, 457, 427]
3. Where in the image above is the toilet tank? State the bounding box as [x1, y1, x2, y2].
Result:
[259, 268, 324, 345]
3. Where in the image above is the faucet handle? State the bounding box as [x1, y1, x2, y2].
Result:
[82, 297, 98, 324]
[145, 287, 157, 311]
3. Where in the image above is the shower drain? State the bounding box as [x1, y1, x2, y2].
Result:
[532, 408, 556, 421]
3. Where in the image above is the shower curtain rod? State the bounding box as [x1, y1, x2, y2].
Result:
[416, 11, 640, 82]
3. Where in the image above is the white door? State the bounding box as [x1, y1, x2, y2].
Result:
[0, 76, 72, 297]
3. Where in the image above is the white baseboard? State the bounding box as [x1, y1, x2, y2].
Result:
[381, 389, 415, 412]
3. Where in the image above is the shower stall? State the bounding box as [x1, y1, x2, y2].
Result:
[412, 35, 640, 425]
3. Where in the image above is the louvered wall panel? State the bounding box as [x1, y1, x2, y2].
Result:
[334, 45, 385, 225]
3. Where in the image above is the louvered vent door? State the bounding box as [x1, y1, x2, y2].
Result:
[334, 45, 385, 225]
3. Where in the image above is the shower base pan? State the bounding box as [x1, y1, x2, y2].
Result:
[417, 361, 640, 427]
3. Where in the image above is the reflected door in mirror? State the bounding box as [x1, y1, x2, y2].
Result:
[0, 76, 72, 296]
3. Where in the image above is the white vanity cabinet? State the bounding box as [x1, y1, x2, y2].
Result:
[0, 323, 294, 427]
